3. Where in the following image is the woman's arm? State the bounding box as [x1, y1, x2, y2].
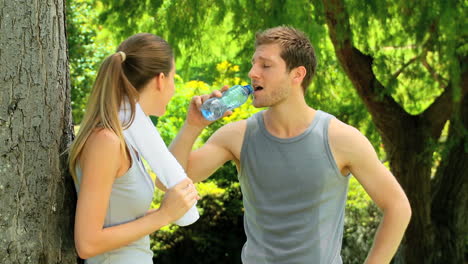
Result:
[74, 129, 198, 259]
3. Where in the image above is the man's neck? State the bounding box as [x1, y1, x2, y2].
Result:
[263, 97, 316, 139]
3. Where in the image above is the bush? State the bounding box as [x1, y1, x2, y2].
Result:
[150, 181, 245, 264]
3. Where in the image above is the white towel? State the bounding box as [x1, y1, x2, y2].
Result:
[119, 102, 199, 226]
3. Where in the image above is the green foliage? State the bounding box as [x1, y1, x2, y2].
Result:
[344, 0, 467, 113]
[67, 0, 112, 124]
[155, 0, 464, 144]
[94, 0, 384, 155]
[97, 0, 243, 81]
[87, 0, 466, 156]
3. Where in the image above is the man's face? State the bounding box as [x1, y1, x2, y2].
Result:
[248, 43, 292, 108]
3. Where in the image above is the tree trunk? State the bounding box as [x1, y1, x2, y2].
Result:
[384, 120, 435, 264]
[431, 84, 468, 263]
[0, 0, 77, 263]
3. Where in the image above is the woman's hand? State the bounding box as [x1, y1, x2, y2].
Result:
[158, 178, 200, 223]
[185, 85, 232, 128]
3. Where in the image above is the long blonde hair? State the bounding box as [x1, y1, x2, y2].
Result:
[68, 33, 174, 183]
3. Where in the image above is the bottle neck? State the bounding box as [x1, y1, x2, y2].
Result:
[242, 84, 253, 95]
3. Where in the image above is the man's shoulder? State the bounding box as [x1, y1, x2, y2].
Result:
[328, 117, 365, 147]
[328, 116, 375, 166]
[211, 112, 263, 145]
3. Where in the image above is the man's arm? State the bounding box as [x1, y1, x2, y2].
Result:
[170, 122, 238, 183]
[329, 120, 412, 264]
[167, 87, 243, 183]
[188, 127, 238, 182]
[156, 122, 205, 191]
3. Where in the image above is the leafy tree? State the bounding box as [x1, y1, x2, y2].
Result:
[318, 0, 467, 263]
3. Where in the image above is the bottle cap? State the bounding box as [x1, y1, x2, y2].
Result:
[243, 84, 253, 94]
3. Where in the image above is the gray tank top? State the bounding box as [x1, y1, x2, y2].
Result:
[239, 110, 350, 264]
[74, 138, 155, 264]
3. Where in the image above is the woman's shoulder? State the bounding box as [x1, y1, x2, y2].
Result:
[77, 127, 132, 184]
[88, 128, 121, 146]
[81, 128, 123, 166]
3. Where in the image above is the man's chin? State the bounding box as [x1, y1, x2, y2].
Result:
[252, 100, 267, 108]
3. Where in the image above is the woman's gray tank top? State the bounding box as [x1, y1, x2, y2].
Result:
[74, 138, 155, 264]
[239, 110, 350, 264]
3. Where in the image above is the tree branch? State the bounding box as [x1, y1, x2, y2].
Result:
[422, 54, 468, 139]
[381, 44, 417, 51]
[391, 51, 426, 81]
[421, 55, 448, 88]
[421, 86, 452, 139]
[321, 0, 408, 141]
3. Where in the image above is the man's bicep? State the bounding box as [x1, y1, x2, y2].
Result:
[348, 132, 407, 211]
[187, 134, 233, 182]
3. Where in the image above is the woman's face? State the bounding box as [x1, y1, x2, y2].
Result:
[165, 62, 176, 101]
[164, 61, 175, 105]
[155, 61, 176, 116]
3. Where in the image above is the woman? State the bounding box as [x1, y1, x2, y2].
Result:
[68, 33, 199, 263]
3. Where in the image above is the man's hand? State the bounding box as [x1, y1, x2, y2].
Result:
[185, 85, 232, 128]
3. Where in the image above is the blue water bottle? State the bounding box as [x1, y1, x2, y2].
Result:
[201, 84, 253, 121]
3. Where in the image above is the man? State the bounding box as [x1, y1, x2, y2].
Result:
[169, 26, 411, 264]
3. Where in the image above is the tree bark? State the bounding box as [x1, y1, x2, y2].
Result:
[0, 0, 77, 263]
[386, 122, 435, 264]
[321, 0, 468, 263]
[431, 60, 468, 264]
